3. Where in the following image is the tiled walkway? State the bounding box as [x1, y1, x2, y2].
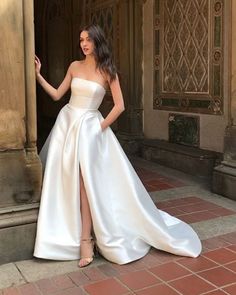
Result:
[1, 157, 236, 295]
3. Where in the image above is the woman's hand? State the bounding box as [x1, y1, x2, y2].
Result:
[35, 55, 41, 76]
[99, 75, 125, 131]
[35, 60, 72, 101]
[100, 121, 105, 131]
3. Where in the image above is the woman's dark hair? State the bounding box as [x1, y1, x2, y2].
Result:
[80, 24, 117, 82]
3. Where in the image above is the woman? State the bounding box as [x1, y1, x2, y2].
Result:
[34, 24, 202, 268]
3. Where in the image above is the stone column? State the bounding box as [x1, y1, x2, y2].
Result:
[212, 0, 236, 200]
[23, 0, 42, 202]
[0, 0, 42, 264]
[232, 0, 236, 124]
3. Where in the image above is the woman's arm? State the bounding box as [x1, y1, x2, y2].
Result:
[100, 74, 125, 131]
[35, 55, 73, 101]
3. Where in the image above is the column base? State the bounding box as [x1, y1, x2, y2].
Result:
[212, 126, 236, 200]
[0, 204, 38, 265]
[0, 149, 42, 207]
[0, 149, 41, 264]
[212, 162, 236, 200]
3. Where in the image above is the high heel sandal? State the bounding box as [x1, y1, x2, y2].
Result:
[78, 237, 95, 268]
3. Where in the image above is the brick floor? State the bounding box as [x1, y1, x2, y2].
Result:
[1, 160, 236, 295]
[135, 284, 179, 295]
[155, 197, 236, 223]
[118, 270, 161, 291]
[169, 275, 215, 295]
[135, 167, 185, 192]
[223, 283, 236, 295]
[149, 262, 191, 281]
[2, 232, 235, 295]
[83, 278, 129, 295]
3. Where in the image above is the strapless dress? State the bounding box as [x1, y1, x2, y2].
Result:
[34, 77, 202, 264]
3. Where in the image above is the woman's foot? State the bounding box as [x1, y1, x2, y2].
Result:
[78, 238, 95, 268]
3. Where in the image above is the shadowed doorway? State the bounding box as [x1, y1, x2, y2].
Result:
[34, 0, 84, 149]
[34, 0, 124, 150]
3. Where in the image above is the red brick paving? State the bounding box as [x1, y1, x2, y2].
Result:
[225, 261, 236, 273]
[96, 263, 120, 277]
[203, 248, 236, 265]
[202, 291, 227, 295]
[202, 236, 232, 251]
[68, 270, 90, 285]
[83, 278, 129, 295]
[223, 283, 236, 294]
[135, 284, 179, 295]
[135, 167, 185, 191]
[169, 274, 215, 295]
[53, 288, 85, 295]
[132, 252, 161, 268]
[18, 283, 41, 295]
[109, 262, 137, 274]
[35, 278, 58, 294]
[221, 232, 236, 244]
[1, 166, 236, 295]
[149, 262, 191, 281]
[198, 267, 236, 287]
[51, 275, 75, 290]
[82, 267, 107, 282]
[149, 249, 181, 264]
[118, 270, 161, 291]
[177, 256, 218, 272]
[155, 197, 235, 223]
[179, 211, 218, 223]
[2, 235, 236, 295]
[201, 233, 236, 253]
[135, 166, 236, 225]
[227, 244, 236, 252]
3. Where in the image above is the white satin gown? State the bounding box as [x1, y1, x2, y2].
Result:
[34, 77, 202, 264]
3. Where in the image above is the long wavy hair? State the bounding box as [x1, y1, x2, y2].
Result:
[79, 24, 117, 82]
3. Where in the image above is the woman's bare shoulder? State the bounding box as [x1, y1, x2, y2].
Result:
[68, 60, 85, 76]
[69, 60, 84, 68]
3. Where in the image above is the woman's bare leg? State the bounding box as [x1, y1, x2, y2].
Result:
[80, 169, 92, 238]
[78, 168, 94, 267]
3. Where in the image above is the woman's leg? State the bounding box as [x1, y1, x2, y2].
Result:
[78, 168, 94, 267]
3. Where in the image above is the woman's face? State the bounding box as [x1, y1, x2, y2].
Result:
[80, 30, 95, 56]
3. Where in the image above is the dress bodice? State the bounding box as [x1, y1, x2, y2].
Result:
[69, 78, 106, 110]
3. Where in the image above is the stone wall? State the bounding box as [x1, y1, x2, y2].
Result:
[0, 0, 42, 264]
[142, 0, 230, 154]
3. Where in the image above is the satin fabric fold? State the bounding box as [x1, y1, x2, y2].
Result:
[34, 78, 202, 264]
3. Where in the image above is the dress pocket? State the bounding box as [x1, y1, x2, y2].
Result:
[97, 117, 103, 133]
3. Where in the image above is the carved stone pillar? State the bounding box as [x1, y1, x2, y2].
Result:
[213, 128, 236, 200]
[0, 0, 42, 264]
[212, 0, 236, 200]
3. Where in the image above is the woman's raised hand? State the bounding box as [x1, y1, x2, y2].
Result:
[35, 55, 41, 76]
